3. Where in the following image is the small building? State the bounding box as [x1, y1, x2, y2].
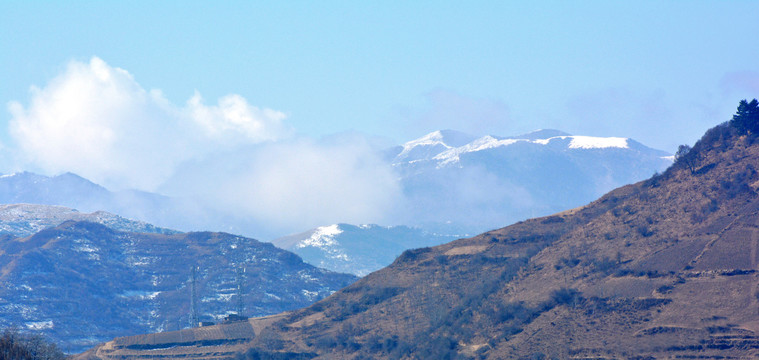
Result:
[222, 313, 248, 323]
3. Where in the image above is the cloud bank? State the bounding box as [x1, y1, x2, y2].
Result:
[8, 57, 291, 191]
[6, 57, 401, 236]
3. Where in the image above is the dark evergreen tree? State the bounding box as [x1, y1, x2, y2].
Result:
[730, 98, 759, 135]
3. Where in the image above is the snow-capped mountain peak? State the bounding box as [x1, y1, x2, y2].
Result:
[568, 135, 629, 149]
[394, 130, 477, 163]
[433, 135, 521, 166]
[532, 135, 630, 149]
[297, 224, 343, 248]
[399, 130, 642, 168]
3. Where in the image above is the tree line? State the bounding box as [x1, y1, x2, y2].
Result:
[0, 328, 66, 360]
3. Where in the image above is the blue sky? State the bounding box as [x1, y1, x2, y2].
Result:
[1, 1, 759, 235]
[3, 1, 758, 152]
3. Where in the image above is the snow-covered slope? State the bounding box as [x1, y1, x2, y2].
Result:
[394, 129, 477, 163]
[0, 203, 177, 237]
[273, 224, 460, 276]
[0, 221, 356, 353]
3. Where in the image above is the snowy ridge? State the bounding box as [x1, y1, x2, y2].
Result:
[411, 131, 632, 167]
[296, 224, 350, 262]
[434, 136, 520, 166]
[0, 203, 179, 237]
[567, 136, 628, 149]
[394, 131, 453, 163]
[394, 130, 477, 163]
[298, 224, 343, 248]
[389, 128, 672, 236]
[401, 130, 451, 151]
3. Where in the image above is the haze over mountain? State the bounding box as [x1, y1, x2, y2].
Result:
[0, 171, 250, 236]
[389, 128, 671, 233]
[80, 102, 759, 359]
[0, 128, 672, 245]
[275, 129, 671, 275]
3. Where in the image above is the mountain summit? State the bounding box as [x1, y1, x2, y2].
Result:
[81, 100, 759, 359]
[392, 128, 671, 233]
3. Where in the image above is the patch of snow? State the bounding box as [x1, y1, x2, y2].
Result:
[120, 290, 161, 300]
[2, 304, 37, 318]
[394, 130, 470, 162]
[401, 130, 450, 150]
[434, 136, 522, 166]
[25, 320, 53, 330]
[418, 133, 635, 168]
[127, 255, 155, 267]
[202, 293, 234, 302]
[567, 136, 628, 149]
[265, 293, 281, 301]
[72, 238, 101, 260]
[298, 271, 317, 282]
[298, 224, 343, 248]
[301, 290, 319, 301]
[73, 239, 99, 253]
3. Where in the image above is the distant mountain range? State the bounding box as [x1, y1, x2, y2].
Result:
[83, 106, 759, 359]
[0, 220, 356, 353]
[275, 129, 672, 275]
[0, 130, 671, 278]
[0, 129, 671, 242]
[388, 129, 672, 233]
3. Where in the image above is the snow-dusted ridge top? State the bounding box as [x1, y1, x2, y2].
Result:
[298, 224, 343, 248]
[397, 129, 634, 166]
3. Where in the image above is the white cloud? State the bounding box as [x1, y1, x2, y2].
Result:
[6, 57, 402, 237]
[8, 57, 291, 191]
[187, 92, 289, 145]
[161, 135, 403, 237]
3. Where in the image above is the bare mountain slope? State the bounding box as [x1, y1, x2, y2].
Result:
[81, 105, 759, 359]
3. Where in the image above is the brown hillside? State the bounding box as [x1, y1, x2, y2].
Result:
[81, 113, 759, 359]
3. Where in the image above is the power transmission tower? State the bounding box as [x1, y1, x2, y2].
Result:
[236, 265, 245, 316]
[190, 266, 199, 328]
[234, 236, 247, 317]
